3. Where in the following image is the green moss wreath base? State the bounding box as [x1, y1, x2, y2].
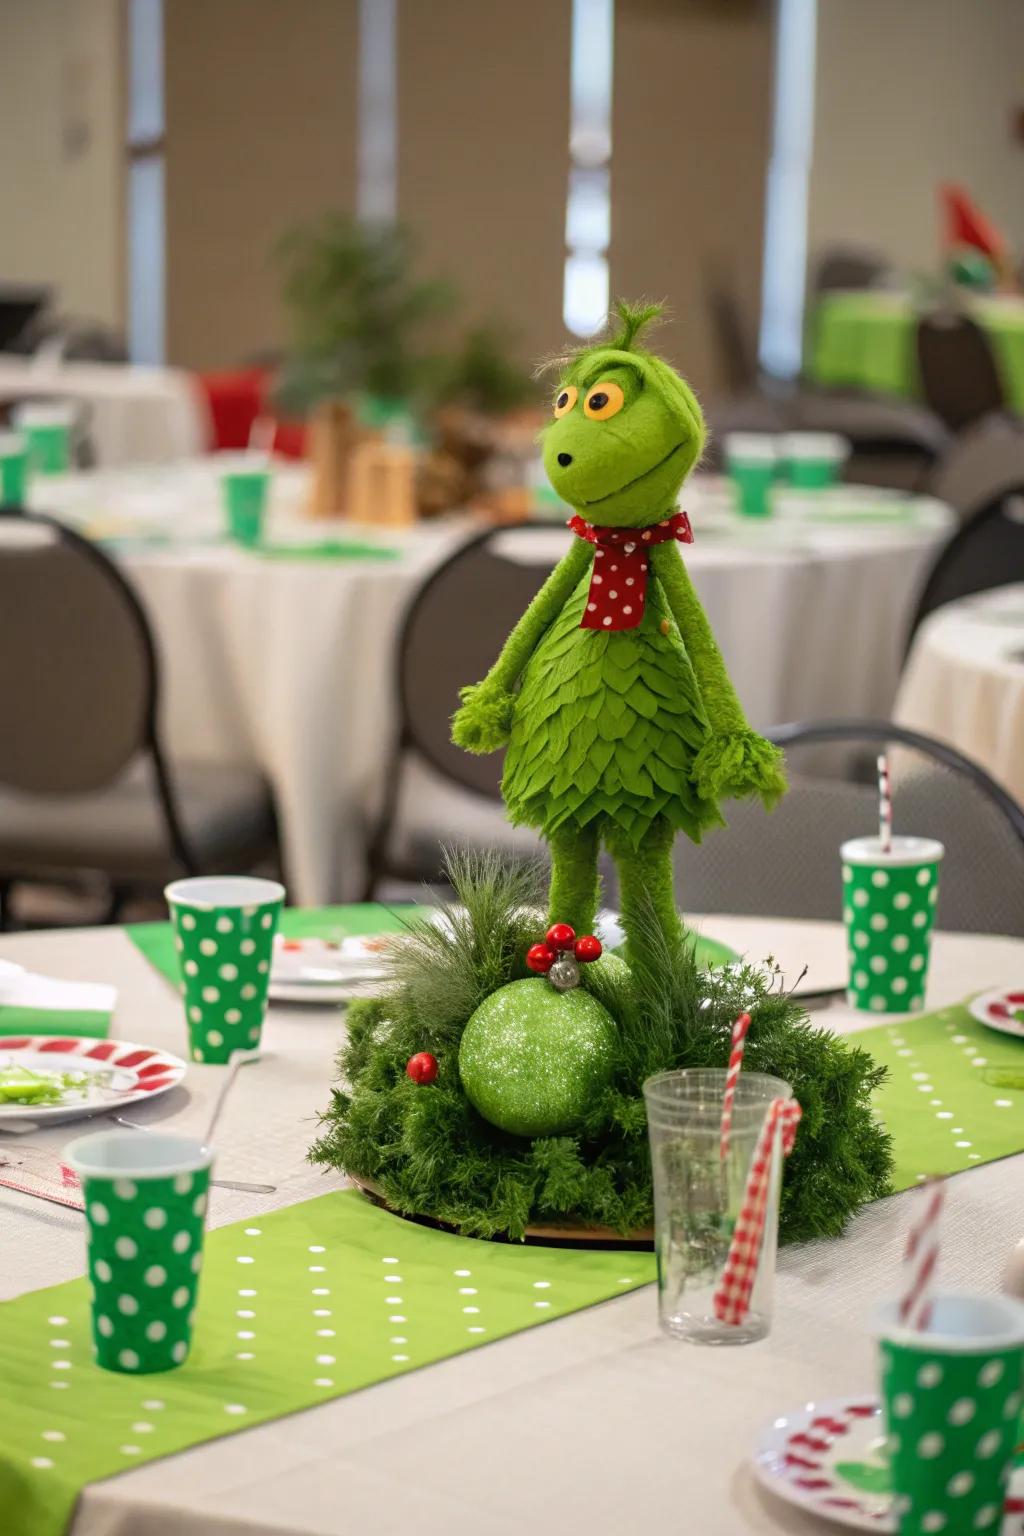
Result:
[310, 853, 894, 1244]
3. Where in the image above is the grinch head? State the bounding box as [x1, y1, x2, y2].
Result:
[541, 300, 705, 527]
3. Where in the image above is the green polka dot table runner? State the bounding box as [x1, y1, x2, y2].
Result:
[0, 1188, 655, 1536]
[854, 1004, 1024, 1191]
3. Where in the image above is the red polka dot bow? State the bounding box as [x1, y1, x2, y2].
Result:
[568, 511, 693, 632]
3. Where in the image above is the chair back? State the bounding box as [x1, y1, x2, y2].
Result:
[811, 244, 891, 296]
[907, 486, 1024, 644]
[915, 310, 1005, 433]
[927, 414, 1024, 520]
[396, 525, 565, 798]
[0, 512, 157, 793]
[667, 720, 1024, 938]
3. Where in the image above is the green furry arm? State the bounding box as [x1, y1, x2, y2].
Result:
[652, 541, 786, 808]
[452, 537, 593, 754]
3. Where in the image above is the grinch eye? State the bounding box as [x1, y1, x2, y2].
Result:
[584, 381, 625, 420]
[553, 385, 577, 418]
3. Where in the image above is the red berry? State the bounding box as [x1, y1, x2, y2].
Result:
[406, 1052, 438, 1085]
[526, 942, 557, 974]
[546, 923, 576, 952]
[574, 934, 602, 963]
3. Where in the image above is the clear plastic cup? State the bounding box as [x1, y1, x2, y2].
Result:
[644, 1068, 792, 1345]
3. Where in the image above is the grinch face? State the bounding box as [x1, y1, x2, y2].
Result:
[542, 355, 703, 526]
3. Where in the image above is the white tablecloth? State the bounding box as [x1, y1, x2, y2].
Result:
[0, 354, 208, 465]
[895, 584, 1024, 806]
[2, 914, 1022, 1535]
[31, 468, 954, 902]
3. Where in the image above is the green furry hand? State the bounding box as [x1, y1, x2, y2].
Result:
[693, 730, 787, 809]
[451, 682, 516, 754]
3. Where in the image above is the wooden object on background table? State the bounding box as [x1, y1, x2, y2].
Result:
[347, 438, 417, 526]
[306, 399, 359, 519]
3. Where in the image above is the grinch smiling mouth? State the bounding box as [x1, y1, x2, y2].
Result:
[580, 441, 688, 506]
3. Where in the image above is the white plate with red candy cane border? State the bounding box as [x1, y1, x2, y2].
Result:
[0, 1035, 186, 1127]
[753, 1395, 1024, 1532]
[969, 988, 1024, 1041]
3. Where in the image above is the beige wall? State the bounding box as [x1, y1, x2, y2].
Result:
[612, 0, 772, 399]
[0, 0, 123, 327]
[164, 0, 358, 370]
[397, 0, 571, 369]
[809, 0, 1024, 275]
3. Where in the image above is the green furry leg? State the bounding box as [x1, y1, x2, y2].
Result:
[606, 816, 681, 970]
[547, 820, 600, 936]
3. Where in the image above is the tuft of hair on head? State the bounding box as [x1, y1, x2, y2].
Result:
[607, 298, 664, 353]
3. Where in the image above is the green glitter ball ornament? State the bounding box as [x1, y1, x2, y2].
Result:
[458, 977, 618, 1138]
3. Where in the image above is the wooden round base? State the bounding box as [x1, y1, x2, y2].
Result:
[347, 1172, 654, 1250]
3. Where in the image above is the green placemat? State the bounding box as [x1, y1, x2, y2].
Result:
[856, 1002, 1024, 1191]
[0, 1188, 654, 1536]
[126, 903, 432, 989]
[0, 1007, 110, 1040]
[256, 541, 400, 562]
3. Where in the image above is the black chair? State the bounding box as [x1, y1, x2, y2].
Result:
[906, 484, 1024, 647]
[916, 309, 1006, 434]
[659, 719, 1024, 938]
[0, 512, 277, 926]
[811, 243, 893, 298]
[927, 413, 1024, 520]
[362, 524, 573, 898]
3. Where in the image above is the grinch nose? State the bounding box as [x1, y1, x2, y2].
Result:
[557, 452, 573, 467]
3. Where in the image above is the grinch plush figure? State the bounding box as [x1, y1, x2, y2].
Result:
[452, 301, 786, 963]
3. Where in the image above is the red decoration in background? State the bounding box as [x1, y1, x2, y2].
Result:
[406, 1052, 438, 1085]
[526, 943, 557, 974]
[940, 184, 1006, 261]
[573, 934, 603, 963]
[545, 923, 576, 952]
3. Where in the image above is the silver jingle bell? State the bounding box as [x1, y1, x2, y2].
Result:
[548, 955, 580, 992]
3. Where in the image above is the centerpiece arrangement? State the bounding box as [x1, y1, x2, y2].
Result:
[311, 302, 893, 1242]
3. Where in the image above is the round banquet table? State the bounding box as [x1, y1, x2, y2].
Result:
[894, 584, 1024, 806]
[0, 354, 209, 466]
[2, 913, 1024, 1535]
[809, 290, 1024, 411]
[30, 466, 954, 904]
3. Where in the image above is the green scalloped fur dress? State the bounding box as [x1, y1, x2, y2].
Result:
[502, 565, 724, 848]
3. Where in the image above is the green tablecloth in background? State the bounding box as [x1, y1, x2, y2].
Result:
[808, 291, 1024, 412]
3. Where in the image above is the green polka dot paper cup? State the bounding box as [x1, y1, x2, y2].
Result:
[165, 876, 285, 1063]
[67, 1129, 213, 1375]
[875, 1292, 1024, 1534]
[841, 836, 944, 1014]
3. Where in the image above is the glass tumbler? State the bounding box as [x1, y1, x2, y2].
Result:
[644, 1068, 793, 1345]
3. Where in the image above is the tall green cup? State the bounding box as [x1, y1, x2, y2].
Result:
[219, 453, 272, 547]
[724, 433, 776, 518]
[875, 1292, 1024, 1534]
[67, 1129, 214, 1374]
[13, 403, 74, 475]
[779, 431, 849, 488]
[165, 876, 285, 1063]
[0, 431, 28, 505]
[841, 836, 944, 1013]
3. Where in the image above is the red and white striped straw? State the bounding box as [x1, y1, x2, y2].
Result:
[898, 1177, 944, 1331]
[877, 752, 893, 855]
[720, 1012, 752, 1160]
[713, 1097, 802, 1326]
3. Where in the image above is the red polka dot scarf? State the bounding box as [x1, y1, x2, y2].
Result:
[568, 510, 694, 632]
